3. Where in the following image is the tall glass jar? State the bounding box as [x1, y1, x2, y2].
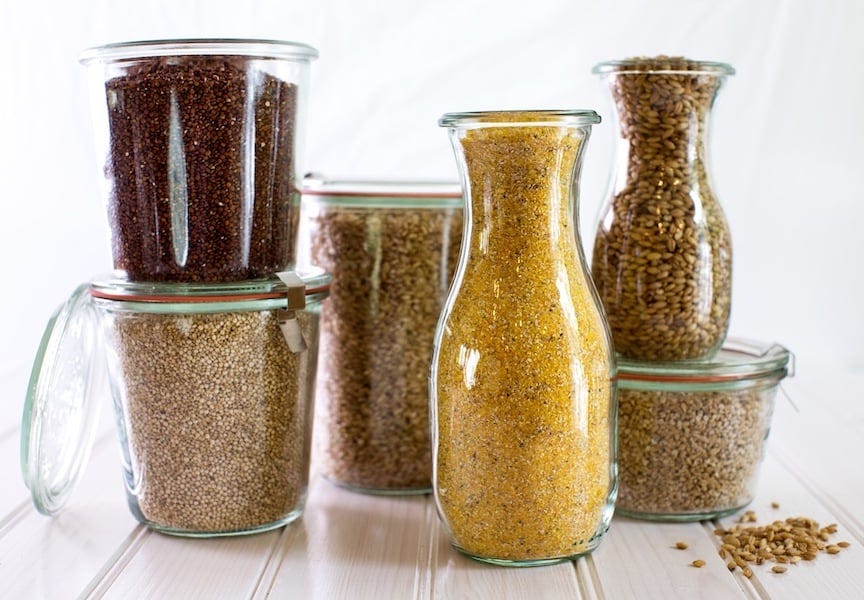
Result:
[591, 57, 734, 361]
[431, 111, 617, 566]
[299, 179, 462, 494]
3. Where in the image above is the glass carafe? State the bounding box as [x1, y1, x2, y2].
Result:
[431, 111, 617, 566]
[592, 57, 734, 361]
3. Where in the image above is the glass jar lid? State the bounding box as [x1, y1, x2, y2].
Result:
[21, 284, 104, 515]
[617, 338, 793, 391]
[79, 38, 319, 64]
[301, 176, 462, 209]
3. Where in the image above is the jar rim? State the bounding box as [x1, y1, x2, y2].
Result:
[617, 338, 792, 386]
[593, 58, 734, 76]
[79, 38, 319, 64]
[301, 176, 462, 207]
[439, 110, 601, 128]
[90, 268, 331, 305]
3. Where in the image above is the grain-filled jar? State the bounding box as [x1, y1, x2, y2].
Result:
[432, 111, 617, 566]
[298, 178, 462, 494]
[616, 338, 792, 521]
[79, 39, 317, 282]
[591, 57, 734, 361]
[21, 270, 330, 536]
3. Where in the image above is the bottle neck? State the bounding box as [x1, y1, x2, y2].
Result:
[607, 72, 722, 183]
[455, 125, 587, 256]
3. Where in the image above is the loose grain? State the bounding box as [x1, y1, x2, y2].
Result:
[310, 205, 461, 491]
[675, 541, 689, 550]
[436, 115, 614, 561]
[617, 387, 771, 517]
[105, 56, 298, 282]
[713, 515, 847, 575]
[593, 56, 732, 360]
[108, 309, 318, 533]
[691, 559, 706, 568]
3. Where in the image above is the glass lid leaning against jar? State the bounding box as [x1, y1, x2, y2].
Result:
[21, 270, 330, 536]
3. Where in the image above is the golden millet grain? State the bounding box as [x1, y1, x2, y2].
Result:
[435, 116, 613, 561]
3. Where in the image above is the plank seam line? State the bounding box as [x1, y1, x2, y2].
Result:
[0, 500, 33, 540]
[0, 426, 17, 445]
[413, 496, 434, 600]
[249, 524, 294, 599]
[769, 445, 864, 543]
[77, 524, 149, 600]
[422, 499, 439, 600]
[578, 554, 606, 600]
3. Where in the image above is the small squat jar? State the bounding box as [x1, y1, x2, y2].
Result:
[616, 338, 792, 521]
[432, 111, 617, 566]
[592, 57, 734, 361]
[80, 39, 317, 282]
[298, 178, 462, 494]
[21, 271, 330, 536]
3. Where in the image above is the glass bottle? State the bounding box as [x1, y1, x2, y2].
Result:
[592, 57, 734, 361]
[431, 110, 617, 566]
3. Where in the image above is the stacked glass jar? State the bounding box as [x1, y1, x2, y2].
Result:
[21, 40, 327, 536]
[591, 56, 792, 520]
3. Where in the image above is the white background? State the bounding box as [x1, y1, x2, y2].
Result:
[1, 0, 862, 401]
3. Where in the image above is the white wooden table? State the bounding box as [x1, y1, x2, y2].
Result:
[1, 363, 862, 599]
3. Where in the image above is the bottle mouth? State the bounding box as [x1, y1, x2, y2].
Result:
[439, 110, 601, 128]
[593, 57, 734, 76]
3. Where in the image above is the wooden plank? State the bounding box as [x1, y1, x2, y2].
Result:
[0, 430, 32, 518]
[769, 375, 864, 539]
[591, 516, 745, 599]
[0, 436, 136, 600]
[97, 529, 281, 599]
[782, 368, 864, 433]
[428, 501, 584, 599]
[715, 451, 864, 600]
[0, 362, 30, 439]
[259, 477, 431, 599]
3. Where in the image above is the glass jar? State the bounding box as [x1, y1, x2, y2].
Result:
[21, 270, 330, 536]
[432, 111, 617, 566]
[591, 57, 734, 361]
[616, 338, 793, 521]
[298, 178, 462, 494]
[79, 39, 317, 282]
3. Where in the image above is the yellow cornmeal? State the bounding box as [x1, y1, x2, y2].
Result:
[435, 117, 615, 562]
